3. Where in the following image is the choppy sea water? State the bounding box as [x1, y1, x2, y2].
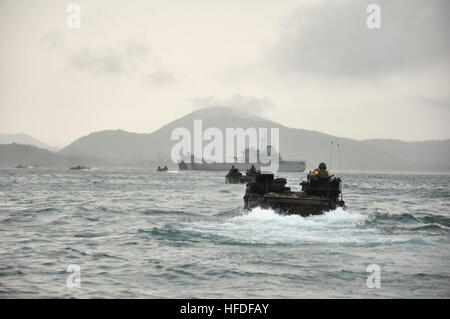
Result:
[0, 168, 449, 298]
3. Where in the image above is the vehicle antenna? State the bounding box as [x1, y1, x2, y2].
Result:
[329, 141, 334, 170]
[337, 143, 343, 201]
[337, 143, 342, 176]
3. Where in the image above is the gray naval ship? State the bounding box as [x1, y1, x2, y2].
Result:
[178, 146, 306, 172]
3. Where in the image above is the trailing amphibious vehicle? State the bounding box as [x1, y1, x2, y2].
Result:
[243, 170, 345, 216]
[225, 166, 244, 184]
[242, 165, 258, 183]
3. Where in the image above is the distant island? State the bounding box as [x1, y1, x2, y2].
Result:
[0, 133, 60, 152]
[1, 107, 449, 171]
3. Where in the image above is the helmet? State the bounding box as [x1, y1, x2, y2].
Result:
[319, 162, 327, 169]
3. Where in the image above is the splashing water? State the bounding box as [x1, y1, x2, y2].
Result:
[184, 206, 429, 247]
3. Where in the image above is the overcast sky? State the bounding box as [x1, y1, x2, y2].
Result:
[0, 0, 449, 147]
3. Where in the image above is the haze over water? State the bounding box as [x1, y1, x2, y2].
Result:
[0, 168, 449, 298]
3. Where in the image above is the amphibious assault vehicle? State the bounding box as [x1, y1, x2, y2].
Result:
[225, 166, 244, 184]
[243, 172, 345, 216]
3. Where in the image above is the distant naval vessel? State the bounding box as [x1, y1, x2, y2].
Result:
[178, 146, 306, 172]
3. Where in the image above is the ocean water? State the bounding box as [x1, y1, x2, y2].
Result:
[0, 168, 449, 298]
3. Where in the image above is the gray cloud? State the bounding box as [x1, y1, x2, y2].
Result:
[40, 30, 65, 50]
[269, 0, 450, 78]
[71, 48, 125, 74]
[189, 94, 275, 114]
[70, 41, 150, 75]
[146, 70, 177, 86]
[414, 95, 450, 111]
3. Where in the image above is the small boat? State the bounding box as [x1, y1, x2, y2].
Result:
[244, 171, 345, 216]
[70, 165, 90, 170]
[157, 166, 168, 172]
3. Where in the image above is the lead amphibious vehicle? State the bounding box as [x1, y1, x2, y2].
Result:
[243, 171, 345, 216]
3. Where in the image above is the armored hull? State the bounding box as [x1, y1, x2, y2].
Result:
[243, 172, 345, 217]
[225, 175, 244, 184]
[244, 192, 344, 216]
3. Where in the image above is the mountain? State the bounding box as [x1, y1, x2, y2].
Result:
[59, 108, 279, 161]
[0, 133, 60, 152]
[0, 144, 61, 167]
[0, 143, 152, 168]
[59, 107, 450, 171]
[363, 139, 450, 171]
